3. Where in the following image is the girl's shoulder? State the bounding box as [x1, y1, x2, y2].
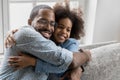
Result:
[60, 38, 79, 48]
[66, 38, 79, 44]
[61, 38, 79, 51]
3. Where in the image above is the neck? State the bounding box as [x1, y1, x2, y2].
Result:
[50, 36, 61, 45]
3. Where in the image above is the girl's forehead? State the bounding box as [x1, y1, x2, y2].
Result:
[58, 18, 72, 28]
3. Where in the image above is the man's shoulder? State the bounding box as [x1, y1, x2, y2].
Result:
[16, 26, 39, 36]
[14, 25, 42, 43]
[20, 26, 35, 32]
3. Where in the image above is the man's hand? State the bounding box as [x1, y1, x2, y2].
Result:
[69, 49, 91, 69]
[60, 67, 82, 80]
[80, 49, 91, 61]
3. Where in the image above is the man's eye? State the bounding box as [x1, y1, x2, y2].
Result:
[38, 20, 47, 24]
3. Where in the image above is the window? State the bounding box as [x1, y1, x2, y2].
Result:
[9, 0, 79, 29]
[0, 0, 9, 54]
[0, 0, 3, 54]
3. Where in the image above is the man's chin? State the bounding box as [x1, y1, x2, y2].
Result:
[42, 34, 51, 39]
[40, 32, 51, 39]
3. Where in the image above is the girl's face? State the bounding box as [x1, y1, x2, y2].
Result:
[53, 18, 72, 44]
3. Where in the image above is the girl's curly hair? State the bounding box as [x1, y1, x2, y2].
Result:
[53, 3, 85, 39]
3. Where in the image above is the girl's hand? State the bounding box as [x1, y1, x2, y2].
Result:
[5, 29, 18, 48]
[8, 52, 36, 70]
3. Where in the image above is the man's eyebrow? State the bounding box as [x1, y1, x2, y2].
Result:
[38, 18, 55, 22]
[38, 18, 46, 20]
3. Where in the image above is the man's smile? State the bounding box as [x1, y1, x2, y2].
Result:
[40, 31, 52, 39]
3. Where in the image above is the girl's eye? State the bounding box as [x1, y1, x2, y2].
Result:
[57, 25, 64, 29]
[67, 29, 71, 32]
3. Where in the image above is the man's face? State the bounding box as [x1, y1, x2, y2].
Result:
[30, 9, 55, 39]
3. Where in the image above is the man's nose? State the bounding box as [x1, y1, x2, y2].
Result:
[46, 23, 52, 30]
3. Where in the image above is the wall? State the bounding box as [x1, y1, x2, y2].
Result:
[0, 0, 3, 54]
[82, 0, 98, 44]
[93, 0, 120, 43]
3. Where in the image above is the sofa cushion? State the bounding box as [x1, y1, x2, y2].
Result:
[81, 43, 120, 80]
[79, 41, 117, 50]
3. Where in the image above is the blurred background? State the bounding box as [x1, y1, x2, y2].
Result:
[0, 0, 120, 55]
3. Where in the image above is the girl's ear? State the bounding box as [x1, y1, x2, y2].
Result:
[28, 19, 32, 25]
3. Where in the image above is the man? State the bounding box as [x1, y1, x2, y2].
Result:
[0, 5, 90, 80]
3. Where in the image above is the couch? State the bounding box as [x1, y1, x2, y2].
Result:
[80, 41, 120, 80]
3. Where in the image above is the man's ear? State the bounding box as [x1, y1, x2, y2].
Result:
[28, 19, 32, 25]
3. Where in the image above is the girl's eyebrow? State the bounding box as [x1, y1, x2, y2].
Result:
[58, 24, 72, 28]
[58, 24, 64, 26]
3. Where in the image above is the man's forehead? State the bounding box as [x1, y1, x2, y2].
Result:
[37, 9, 55, 21]
[38, 9, 54, 16]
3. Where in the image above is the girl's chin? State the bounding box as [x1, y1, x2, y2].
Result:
[57, 40, 65, 44]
